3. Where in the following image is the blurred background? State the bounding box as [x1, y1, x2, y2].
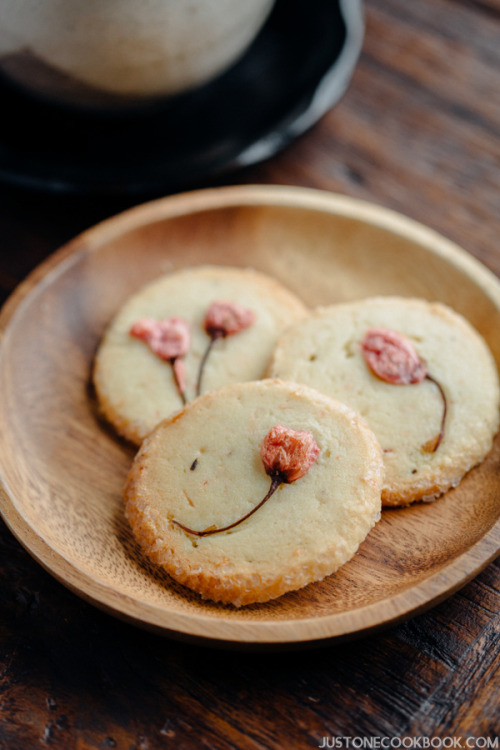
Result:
[0, 0, 498, 305]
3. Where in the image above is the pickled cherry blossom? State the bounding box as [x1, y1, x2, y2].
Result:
[173, 425, 320, 537]
[196, 301, 256, 396]
[361, 327, 447, 452]
[361, 328, 427, 385]
[204, 301, 255, 339]
[130, 316, 190, 403]
[260, 424, 320, 483]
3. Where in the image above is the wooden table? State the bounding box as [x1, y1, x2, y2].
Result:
[0, 0, 499, 746]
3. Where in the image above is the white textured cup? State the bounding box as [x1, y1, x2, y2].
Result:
[0, 0, 275, 107]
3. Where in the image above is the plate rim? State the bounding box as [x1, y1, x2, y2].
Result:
[1, 184, 499, 648]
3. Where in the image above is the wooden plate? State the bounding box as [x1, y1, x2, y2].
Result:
[0, 185, 499, 648]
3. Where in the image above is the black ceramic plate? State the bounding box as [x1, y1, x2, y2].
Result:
[0, 0, 363, 196]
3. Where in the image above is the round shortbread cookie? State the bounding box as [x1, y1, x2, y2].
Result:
[268, 297, 500, 506]
[124, 380, 384, 607]
[93, 266, 308, 444]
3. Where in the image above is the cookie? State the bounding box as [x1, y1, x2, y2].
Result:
[268, 297, 500, 506]
[93, 266, 308, 444]
[124, 380, 384, 606]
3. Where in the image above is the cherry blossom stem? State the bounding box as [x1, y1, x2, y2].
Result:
[173, 476, 282, 537]
[170, 358, 186, 405]
[424, 374, 447, 452]
[196, 332, 221, 397]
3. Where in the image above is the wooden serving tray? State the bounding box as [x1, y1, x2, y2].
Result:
[0, 185, 499, 648]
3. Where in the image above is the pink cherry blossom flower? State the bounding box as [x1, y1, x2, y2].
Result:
[130, 316, 190, 403]
[130, 317, 190, 361]
[361, 328, 427, 384]
[360, 327, 446, 452]
[260, 424, 320, 483]
[204, 301, 255, 339]
[173, 424, 320, 537]
[196, 301, 256, 396]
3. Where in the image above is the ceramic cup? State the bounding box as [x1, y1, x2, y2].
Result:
[0, 0, 275, 108]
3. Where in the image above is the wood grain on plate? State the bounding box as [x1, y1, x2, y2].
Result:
[0, 185, 498, 647]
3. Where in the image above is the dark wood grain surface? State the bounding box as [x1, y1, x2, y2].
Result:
[0, 0, 499, 747]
